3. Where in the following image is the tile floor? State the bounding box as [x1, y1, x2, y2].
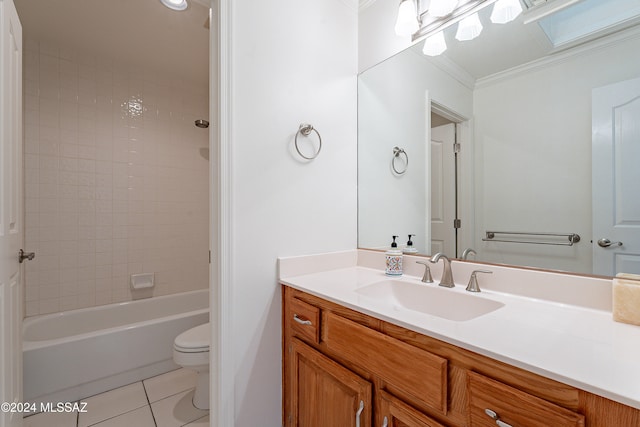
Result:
[24, 369, 209, 427]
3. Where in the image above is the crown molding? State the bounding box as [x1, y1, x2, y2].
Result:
[410, 47, 477, 90]
[476, 24, 640, 89]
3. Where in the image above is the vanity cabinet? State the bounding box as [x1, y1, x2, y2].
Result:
[290, 338, 372, 427]
[282, 285, 640, 427]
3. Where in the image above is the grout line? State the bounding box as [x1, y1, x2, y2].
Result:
[150, 387, 197, 406]
[77, 379, 144, 401]
[83, 381, 148, 427]
[85, 404, 151, 427]
[141, 379, 158, 427]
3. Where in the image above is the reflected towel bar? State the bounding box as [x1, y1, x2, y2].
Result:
[482, 231, 581, 246]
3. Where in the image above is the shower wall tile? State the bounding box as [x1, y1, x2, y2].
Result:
[24, 40, 209, 317]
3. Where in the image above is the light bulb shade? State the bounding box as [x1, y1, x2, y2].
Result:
[455, 13, 483, 41]
[490, 0, 523, 24]
[395, 0, 419, 37]
[422, 31, 447, 56]
[429, 0, 459, 17]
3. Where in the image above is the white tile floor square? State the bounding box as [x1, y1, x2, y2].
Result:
[24, 369, 209, 427]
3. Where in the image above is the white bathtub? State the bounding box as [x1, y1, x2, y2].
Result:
[23, 289, 209, 405]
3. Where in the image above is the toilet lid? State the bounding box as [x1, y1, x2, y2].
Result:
[174, 323, 210, 351]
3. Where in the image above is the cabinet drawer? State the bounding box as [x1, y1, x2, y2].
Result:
[287, 297, 320, 344]
[324, 312, 447, 414]
[468, 371, 585, 427]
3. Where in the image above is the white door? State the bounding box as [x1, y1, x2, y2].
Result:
[430, 124, 456, 256]
[592, 77, 640, 276]
[0, 0, 23, 425]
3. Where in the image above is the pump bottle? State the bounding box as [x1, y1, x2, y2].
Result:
[385, 236, 403, 276]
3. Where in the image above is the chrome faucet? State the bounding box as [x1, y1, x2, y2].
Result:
[429, 253, 455, 288]
[461, 248, 476, 260]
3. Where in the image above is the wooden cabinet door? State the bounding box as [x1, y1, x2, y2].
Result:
[324, 312, 448, 414]
[379, 390, 447, 427]
[290, 338, 372, 427]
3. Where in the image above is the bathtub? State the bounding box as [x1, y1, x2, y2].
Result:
[23, 289, 209, 406]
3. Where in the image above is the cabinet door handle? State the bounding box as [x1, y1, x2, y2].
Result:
[485, 409, 513, 427]
[355, 400, 364, 427]
[382, 416, 388, 427]
[293, 314, 312, 325]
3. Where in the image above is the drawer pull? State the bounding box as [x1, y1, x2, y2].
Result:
[382, 416, 388, 427]
[293, 314, 312, 325]
[356, 400, 364, 427]
[485, 409, 513, 427]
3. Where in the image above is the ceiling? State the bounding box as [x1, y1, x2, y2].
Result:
[14, 0, 210, 87]
[412, 0, 640, 82]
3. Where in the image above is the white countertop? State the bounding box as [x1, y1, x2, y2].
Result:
[279, 253, 640, 410]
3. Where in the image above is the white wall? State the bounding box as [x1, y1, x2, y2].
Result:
[228, 0, 358, 425]
[474, 35, 640, 273]
[359, 49, 473, 253]
[22, 40, 209, 315]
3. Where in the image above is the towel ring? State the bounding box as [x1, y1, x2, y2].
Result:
[392, 147, 408, 175]
[295, 123, 322, 160]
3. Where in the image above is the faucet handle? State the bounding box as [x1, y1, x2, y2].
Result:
[416, 261, 434, 283]
[466, 270, 492, 293]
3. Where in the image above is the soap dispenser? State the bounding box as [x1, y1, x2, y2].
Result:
[385, 236, 403, 276]
[403, 234, 418, 254]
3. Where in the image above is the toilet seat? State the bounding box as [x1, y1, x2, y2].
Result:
[174, 323, 210, 353]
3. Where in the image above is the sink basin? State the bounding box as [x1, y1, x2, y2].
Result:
[355, 280, 504, 321]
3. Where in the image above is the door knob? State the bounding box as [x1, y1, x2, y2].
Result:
[597, 238, 623, 248]
[18, 249, 35, 263]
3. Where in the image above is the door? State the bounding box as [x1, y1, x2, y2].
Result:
[290, 339, 372, 427]
[592, 77, 640, 276]
[430, 124, 456, 256]
[378, 390, 446, 427]
[0, 0, 22, 426]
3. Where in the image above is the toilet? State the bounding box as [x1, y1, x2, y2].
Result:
[173, 322, 210, 410]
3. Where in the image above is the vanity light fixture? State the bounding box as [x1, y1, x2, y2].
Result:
[490, 0, 523, 23]
[422, 31, 448, 56]
[160, 0, 188, 11]
[394, 0, 420, 36]
[394, 0, 506, 54]
[401, 0, 497, 40]
[455, 12, 483, 40]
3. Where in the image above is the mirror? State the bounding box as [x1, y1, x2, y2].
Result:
[358, 0, 640, 276]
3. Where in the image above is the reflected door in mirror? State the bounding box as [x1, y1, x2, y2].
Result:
[430, 123, 457, 256]
[592, 77, 640, 276]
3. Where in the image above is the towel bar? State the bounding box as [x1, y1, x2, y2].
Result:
[482, 231, 581, 246]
